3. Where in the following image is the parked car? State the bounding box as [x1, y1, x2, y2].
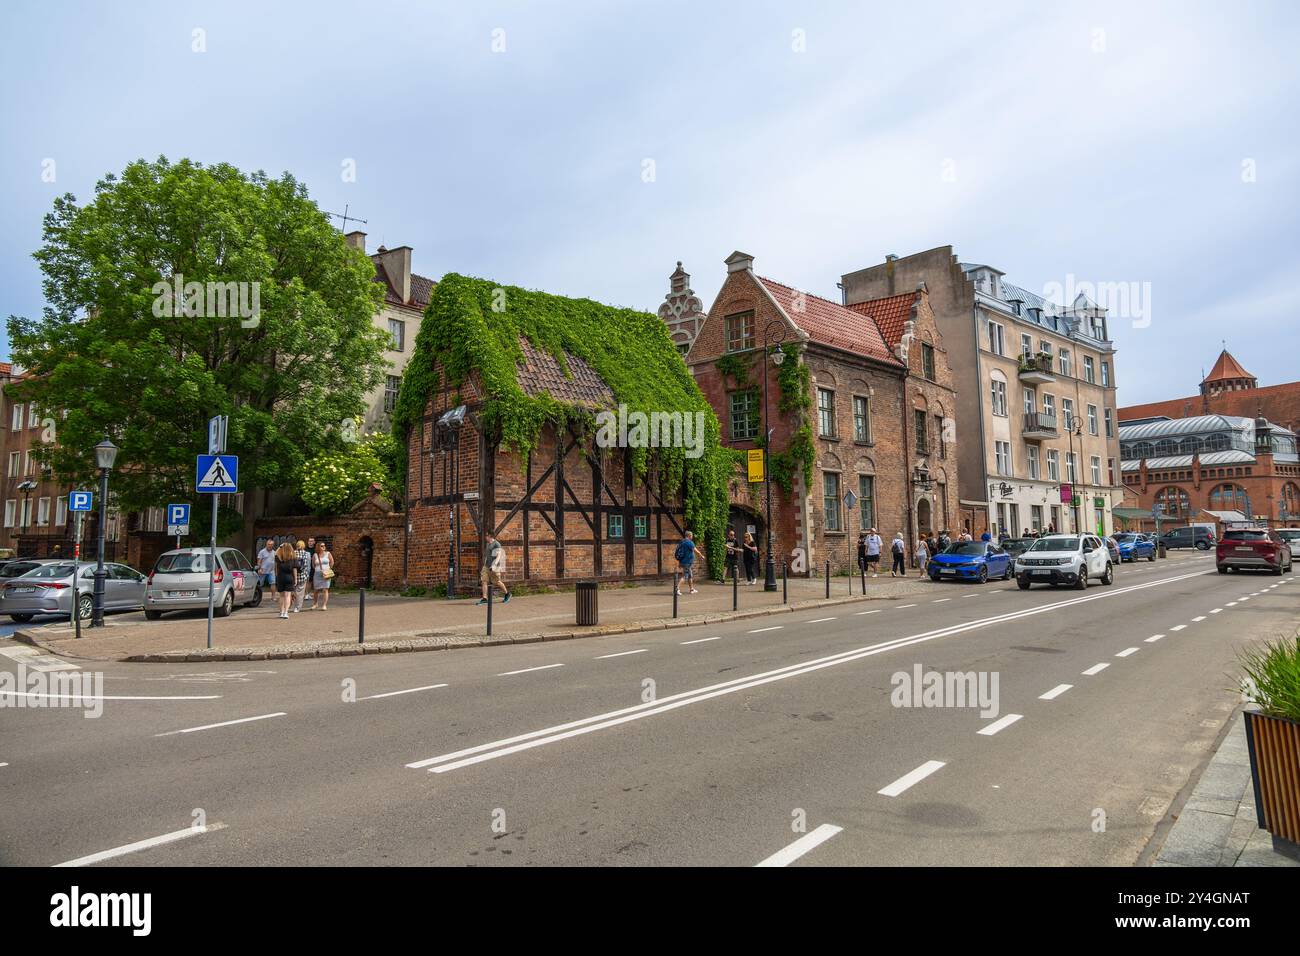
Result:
[1014, 533, 1114, 589]
[1103, 536, 1122, 565]
[1113, 532, 1156, 563]
[1159, 526, 1215, 551]
[0, 561, 146, 622]
[144, 547, 262, 619]
[1216, 528, 1293, 575]
[928, 540, 1013, 583]
[1276, 528, 1300, 549]
[999, 538, 1033, 559]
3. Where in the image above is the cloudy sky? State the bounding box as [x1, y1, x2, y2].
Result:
[2, 0, 1296, 406]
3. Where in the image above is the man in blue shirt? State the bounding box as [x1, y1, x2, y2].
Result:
[674, 531, 701, 595]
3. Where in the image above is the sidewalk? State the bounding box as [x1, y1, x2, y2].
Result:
[17, 571, 940, 663]
[1152, 709, 1299, 867]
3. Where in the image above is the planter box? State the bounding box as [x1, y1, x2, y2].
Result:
[1244, 709, 1300, 845]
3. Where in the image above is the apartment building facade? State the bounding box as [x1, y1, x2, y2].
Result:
[842, 248, 1122, 538]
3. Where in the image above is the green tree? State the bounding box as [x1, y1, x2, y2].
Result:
[299, 432, 401, 515]
[5, 157, 390, 529]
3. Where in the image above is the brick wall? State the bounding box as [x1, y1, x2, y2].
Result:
[253, 498, 405, 589]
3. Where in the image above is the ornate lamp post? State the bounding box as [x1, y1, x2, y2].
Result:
[17, 478, 36, 552]
[762, 321, 788, 591]
[91, 436, 118, 627]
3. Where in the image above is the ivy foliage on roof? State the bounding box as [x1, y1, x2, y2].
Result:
[393, 272, 739, 578]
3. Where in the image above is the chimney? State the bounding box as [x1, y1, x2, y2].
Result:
[345, 231, 367, 251]
[725, 250, 754, 273]
[376, 245, 413, 303]
[884, 254, 897, 295]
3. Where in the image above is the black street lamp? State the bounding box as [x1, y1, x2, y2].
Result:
[91, 436, 118, 627]
[17, 479, 36, 552]
[761, 321, 788, 591]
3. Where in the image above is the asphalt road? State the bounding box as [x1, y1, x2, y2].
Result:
[1, 551, 1293, 866]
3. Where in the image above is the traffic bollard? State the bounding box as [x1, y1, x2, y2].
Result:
[487, 584, 493, 636]
[825, 560, 831, 599]
[733, 562, 738, 610]
[672, 572, 679, 618]
[782, 560, 788, 604]
[358, 587, 366, 644]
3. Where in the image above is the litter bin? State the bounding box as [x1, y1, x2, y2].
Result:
[1158, 541, 1168, 559]
[576, 580, 599, 626]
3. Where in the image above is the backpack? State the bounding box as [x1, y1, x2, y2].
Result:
[674, 541, 688, 562]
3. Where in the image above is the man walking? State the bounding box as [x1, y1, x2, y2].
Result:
[724, 528, 739, 583]
[864, 527, 883, 577]
[302, 536, 317, 607]
[477, 532, 511, 605]
[890, 531, 907, 577]
[674, 531, 701, 595]
[257, 539, 278, 597]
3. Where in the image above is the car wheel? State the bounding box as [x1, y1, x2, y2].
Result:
[1017, 575, 1031, 590]
[215, 590, 234, 617]
[1102, 563, 1114, 586]
[977, 566, 988, 584]
[77, 594, 94, 620]
[1147, 552, 1155, 562]
[1002, 563, 1012, 581]
[8, 613, 33, 623]
[1217, 565, 1228, 574]
[1274, 562, 1285, 576]
[247, 586, 263, 608]
[1075, 568, 1088, 590]
[1196, 541, 1209, 550]
[144, 609, 163, 620]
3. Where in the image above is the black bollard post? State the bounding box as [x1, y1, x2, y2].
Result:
[487, 584, 493, 636]
[782, 560, 788, 605]
[861, 566, 866, 594]
[733, 561, 738, 610]
[673, 572, 679, 619]
[358, 587, 366, 644]
[825, 559, 830, 599]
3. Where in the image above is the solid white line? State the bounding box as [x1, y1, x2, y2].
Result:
[1145, 634, 1165, 643]
[680, 637, 720, 645]
[1116, 647, 1139, 658]
[878, 760, 945, 797]
[1039, 684, 1073, 700]
[1191, 616, 1206, 622]
[1170, 625, 1187, 632]
[748, 626, 783, 633]
[897, 604, 918, 609]
[806, 617, 838, 624]
[754, 824, 842, 867]
[405, 567, 1213, 773]
[497, 663, 564, 676]
[1, 692, 221, 701]
[855, 610, 881, 615]
[54, 823, 227, 867]
[977, 713, 1023, 736]
[595, 649, 647, 659]
[154, 712, 286, 736]
[1082, 663, 1109, 676]
[360, 683, 448, 700]
[932, 598, 951, 603]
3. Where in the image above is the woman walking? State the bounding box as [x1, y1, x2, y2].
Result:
[890, 531, 907, 577]
[742, 532, 759, 585]
[312, 540, 336, 611]
[274, 542, 297, 619]
[915, 533, 930, 578]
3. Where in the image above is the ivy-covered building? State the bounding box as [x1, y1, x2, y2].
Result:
[393, 274, 734, 592]
[680, 251, 959, 575]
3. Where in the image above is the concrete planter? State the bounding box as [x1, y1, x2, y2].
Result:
[1243, 708, 1300, 857]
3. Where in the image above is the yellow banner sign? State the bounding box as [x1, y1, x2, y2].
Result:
[748, 449, 764, 483]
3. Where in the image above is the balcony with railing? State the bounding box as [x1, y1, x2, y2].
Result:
[1018, 352, 1056, 384]
[1022, 411, 1059, 440]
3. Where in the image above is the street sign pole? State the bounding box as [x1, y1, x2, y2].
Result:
[73, 512, 83, 640]
[207, 493, 218, 650]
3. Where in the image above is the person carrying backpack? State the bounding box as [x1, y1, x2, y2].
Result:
[674, 531, 700, 595]
[891, 531, 906, 577]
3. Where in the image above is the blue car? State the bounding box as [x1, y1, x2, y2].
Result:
[1113, 532, 1156, 563]
[928, 541, 1013, 583]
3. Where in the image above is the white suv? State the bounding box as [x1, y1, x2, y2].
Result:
[1014, 533, 1114, 590]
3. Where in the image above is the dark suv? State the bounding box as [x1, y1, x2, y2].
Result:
[1159, 526, 1215, 551]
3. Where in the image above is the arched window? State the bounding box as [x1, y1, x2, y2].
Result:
[1155, 486, 1191, 519]
[1210, 483, 1248, 513]
[1281, 483, 1300, 519]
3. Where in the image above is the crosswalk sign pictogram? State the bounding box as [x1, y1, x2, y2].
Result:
[196, 454, 239, 493]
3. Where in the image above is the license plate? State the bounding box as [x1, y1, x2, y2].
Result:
[1235, 547, 1254, 553]
[11, 586, 34, 593]
[1031, 570, 1051, 576]
[168, 590, 200, 598]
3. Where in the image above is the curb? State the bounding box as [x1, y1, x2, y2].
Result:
[12, 586, 922, 664]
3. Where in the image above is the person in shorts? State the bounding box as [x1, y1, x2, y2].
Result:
[477, 532, 510, 604]
[674, 532, 700, 594]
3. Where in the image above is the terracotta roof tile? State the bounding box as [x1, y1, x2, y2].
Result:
[373, 261, 436, 309]
[757, 277, 902, 367]
[845, 291, 918, 351]
[515, 337, 614, 409]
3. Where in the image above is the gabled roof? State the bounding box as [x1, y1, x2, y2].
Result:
[516, 338, 613, 408]
[756, 277, 902, 367]
[845, 291, 918, 351]
[373, 260, 436, 310]
[1203, 349, 1254, 384]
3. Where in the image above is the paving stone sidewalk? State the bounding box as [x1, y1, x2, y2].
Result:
[1153, 709, 1299, 867]
[16, 571, 941, 663]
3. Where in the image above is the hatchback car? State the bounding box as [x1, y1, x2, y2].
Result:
[999, 538, 1033, 560]
[1014, 534, 1114, 589]
[928, 540, 1013, 583]
[1113, 532, 1156, 563]
[145, 548, 262, 619]
[0, 561, 147, 622]
[1160, 526, 1215, 551]
[1216, 529, 1293, 575]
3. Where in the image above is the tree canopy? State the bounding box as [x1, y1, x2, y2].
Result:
[6, 157, 390, 526]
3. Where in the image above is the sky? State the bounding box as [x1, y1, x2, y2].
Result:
[1, 0, 1297, 406]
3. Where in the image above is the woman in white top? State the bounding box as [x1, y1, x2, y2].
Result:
[312, 541, 335, 610]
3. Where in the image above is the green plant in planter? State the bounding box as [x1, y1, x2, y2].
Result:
[1238, 636, 1300, 720]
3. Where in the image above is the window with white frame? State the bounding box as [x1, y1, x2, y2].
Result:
[387, 318, 405, 352]
[990, 378, 1008, 417]
[1020, 333, 1033, 357]
[7, 451, 18, 477]
[23, 451, 33, 475]
[1087, 405, 1098, 435]
[1027, 444, 1040, 479]
[1059, 349, 1072, 377]
[384, 375, 400, 413]
[1101, 361, 1111, 387]
[1031, 505, 1044, 532]
[1105, 408, 1115, 438]
[823, 472, 842, 532]
[1061, 398, 1073, 431]
[730, 391, 760, 441]
[1047, 450, 1060, 481]
[1084, 357, 1095, 383]
[1091, 456, 1102, 485]
[817, 388, 836, 437]
[9, 405, 21, 431]
[995, 441, 1012, 476]
[725, 310, 755, 353]
[36, 497, 50, 527]
[988, 322, 1005, 356]
[1043, 393, 1056, 418]
[20, 498, 31, 529]
[55, 495, 67, 527]
[1023, 387, 1035, 415]
[3, 500, 14, 528]
[1066, 452, 1078, 483]
[853, 396, 871, 443]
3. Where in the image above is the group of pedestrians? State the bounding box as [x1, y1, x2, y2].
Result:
[256, 536, 336, 619]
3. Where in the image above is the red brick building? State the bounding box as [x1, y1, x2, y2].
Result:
[681, 252, 959, 575]
[1120, 349, 1300, 434]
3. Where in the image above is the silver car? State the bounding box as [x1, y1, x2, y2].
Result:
[144, 547, 262, 620]
[0, 561, 147, 622]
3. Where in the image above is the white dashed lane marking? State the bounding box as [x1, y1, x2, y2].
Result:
[595, 649, 647, 660]
[680, 637, 720, 645]
[1145, 634, 1165, 643]
[878, 760, 946, 797]
[806, 617, 837, 624]
[1039, 684, 1073, 700]
[1116, 647, 1140, 658]
[978, 714, 1023, 736]
[498, 663, 564, 677]
[1082, 663, 1109, 676]
[755, 824, 843, 867]
[1191, 616, 1206, 622]
[748, 626, 783, 634]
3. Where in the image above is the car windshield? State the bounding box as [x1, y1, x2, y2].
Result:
[154, 553, 212, 573]
[1114, 534, 1138, 542]
[944, 543, 986, 556]
[1029, 536, 1079, 552]
[20, 563, 78, 579]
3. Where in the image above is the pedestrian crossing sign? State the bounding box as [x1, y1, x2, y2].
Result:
[196, 454, 239, 493]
